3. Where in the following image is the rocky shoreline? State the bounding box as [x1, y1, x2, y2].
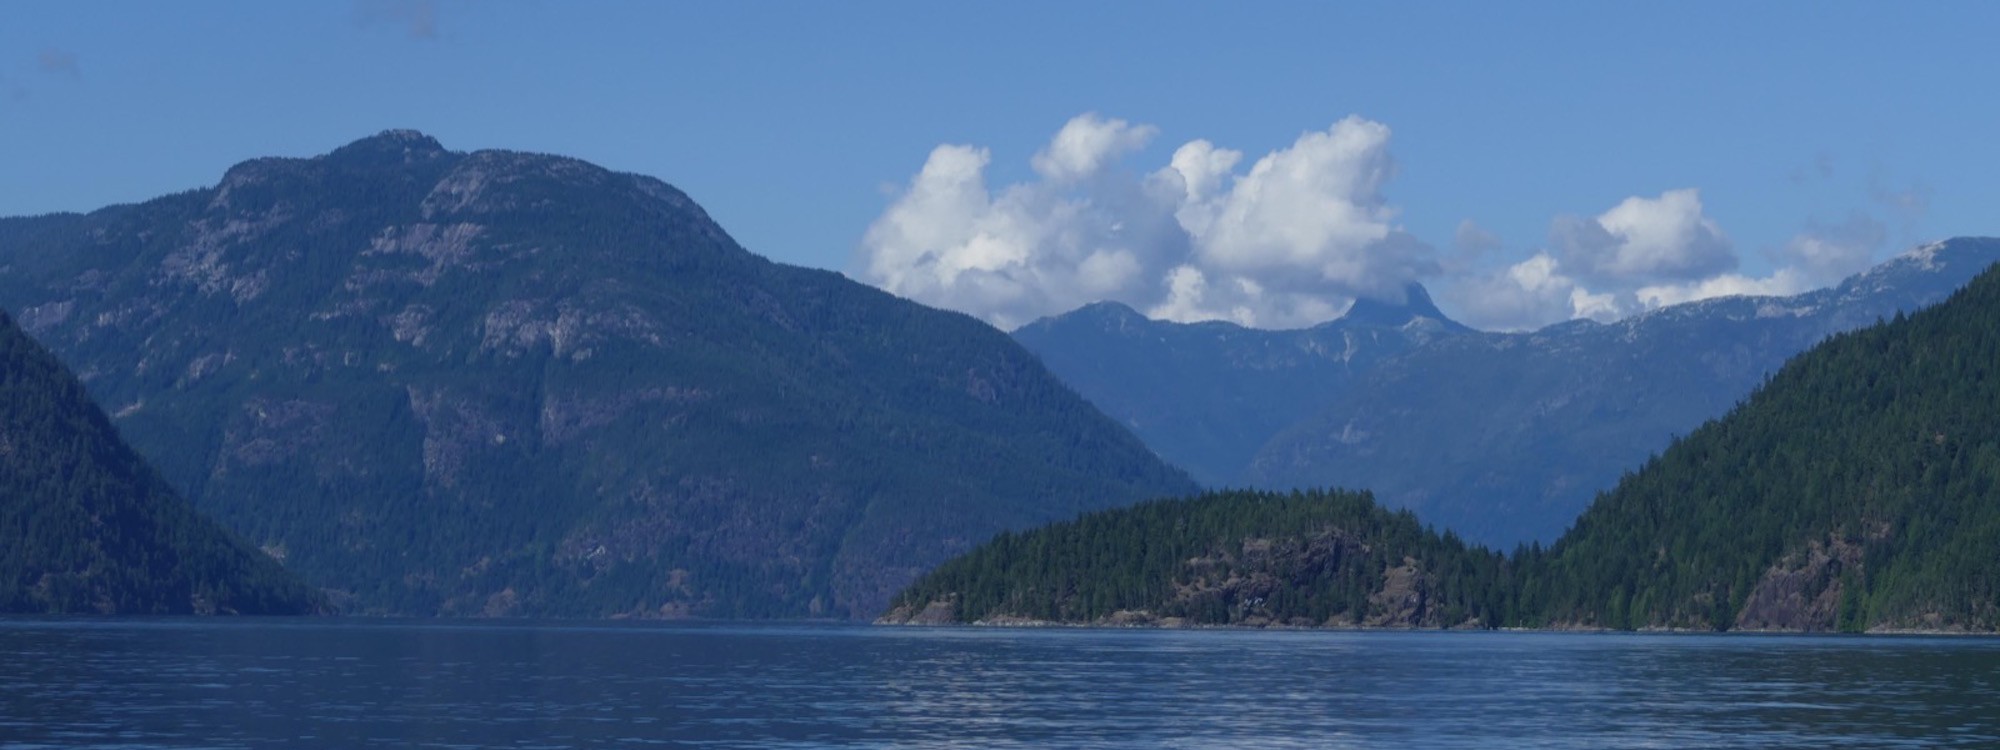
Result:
[876, 601, 1995, 636]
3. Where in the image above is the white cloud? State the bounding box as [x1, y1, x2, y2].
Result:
[1635, 269, 1810, 309]
[1450, 253, 1581, 332]
[1170, 117, 1429, 308]
[856, 114, 1433, 330]
[1031, 114, 1156, 183]
[855, 134, 1183, 330]
[1144, 263, 1351, 329]
[857, 144, 995, 295]
[1552, 188, 1735, 285]
[1162, 140, 1242, 245]
[1623, 213, 1885, 312]
[1148, 265, 1252, 326]
[1449, 252, 1639, 332]
[1452, 190, 1863, 331]
[861, 114, 1905, 333]
[1570, 287, 1622, 323]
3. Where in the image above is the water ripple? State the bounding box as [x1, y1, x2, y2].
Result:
[0, 620, 1995, 748]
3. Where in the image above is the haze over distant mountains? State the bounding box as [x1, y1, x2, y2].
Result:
[895, 259, 2000, 632]
[0, 131, 1196, 619]
[1014, 283, 1470, 492]
[1017, 238, 2000, 545]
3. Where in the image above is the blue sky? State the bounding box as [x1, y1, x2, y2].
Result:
[4, 2, 1995, 330]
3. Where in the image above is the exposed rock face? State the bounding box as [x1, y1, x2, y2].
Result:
[0, 131, 1196, 619]
[1169, 533, 1382, 627]
[878, 596, 959, 626]
[1364, 557, 1435, 628]
[1735, 536, 1865, 632]
[885, 525, 1477, 630]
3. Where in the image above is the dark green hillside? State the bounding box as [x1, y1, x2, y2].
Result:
[0, 131, 1196, 619]
[882, 489, 1510, 628]
[898, 263, 2000, 632]
[1530, 263, 2000, 632]
[0, 310, 322, 614]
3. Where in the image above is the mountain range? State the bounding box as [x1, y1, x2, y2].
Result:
[0, 131, 1197, 619]
[7, 130, 1993, 624]
[892, 259, 2000, 632]
[1016, 239, 2000, 545]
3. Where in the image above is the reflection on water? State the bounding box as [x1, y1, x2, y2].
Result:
[1, 619, 1996, 748]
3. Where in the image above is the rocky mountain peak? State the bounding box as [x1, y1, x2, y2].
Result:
[1027, 285, 1473, 338]
[1336, 283, 1468, 332]
[0, 133, 1200, 619]
[192, 130, 741, 286]
[326, 129, 451, 166]
[1076, 300, 1148, 328]
[1877, 236, 1995, 276]
[1012, 300, 1149, 337]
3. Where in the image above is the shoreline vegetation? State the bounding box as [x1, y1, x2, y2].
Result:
[884, 262, 2000, 634]
[875, 614, 1996, 637]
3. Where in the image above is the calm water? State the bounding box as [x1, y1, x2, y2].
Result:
[2, 619, 1997, 749]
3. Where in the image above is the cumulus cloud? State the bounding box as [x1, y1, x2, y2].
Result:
[1551, 189, 1735, 285]
[1173, 118, 1430, 302]
[1449, 253, 1591, 332]
[1452, 189, 1875, 332]
[1635, 270, 1811, 309]
[856, 138, 1184, 329]
[1031, 114, 1155, 183]
[857, 114, 1434, 329]
[861, 114, 1908, 333]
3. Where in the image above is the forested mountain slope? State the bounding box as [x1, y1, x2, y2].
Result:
[0, 131, 1196, 619]
[1, 310, 322, 614]
[1529, 261, 2000, 632]
[882, 489, 1509, 628]
[899, 262, 2000, 632]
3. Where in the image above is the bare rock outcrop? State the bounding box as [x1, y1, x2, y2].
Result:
[1734, 536, 1864, 632]
[1365, 557, 1436, 628]
[877, 596, 959, 626]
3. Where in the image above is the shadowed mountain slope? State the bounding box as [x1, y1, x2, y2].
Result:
[1, 309, 323, 614]
[0, 131, 1197, 619]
